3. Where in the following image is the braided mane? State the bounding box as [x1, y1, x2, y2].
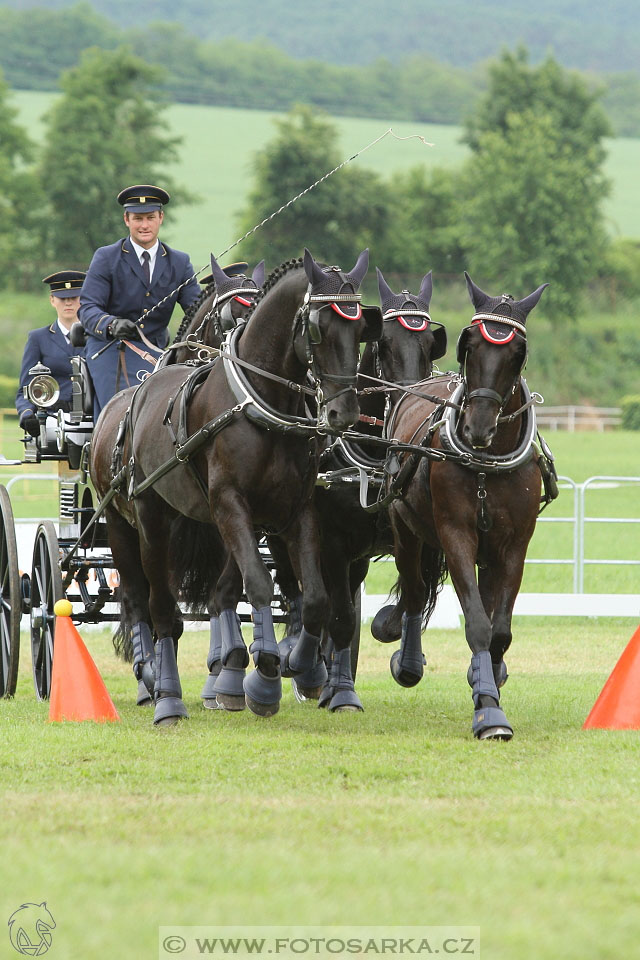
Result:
[244, 257, 304, 320]
[172, 282, 215, 344]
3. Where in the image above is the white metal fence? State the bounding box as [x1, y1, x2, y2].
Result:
[535, 405, 622, 431]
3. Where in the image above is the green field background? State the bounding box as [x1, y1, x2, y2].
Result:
[12, 90, 640, 272]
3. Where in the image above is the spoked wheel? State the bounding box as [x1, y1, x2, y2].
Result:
[0, 485, 20, 697]
[30, 521, 63, 700]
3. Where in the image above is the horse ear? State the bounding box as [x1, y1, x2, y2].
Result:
[349, 248, 370, 288]
[516, 283, 549, 318]
[464, 271, 491, 309]
[208, 253, 227, 285]
[303, 248, 325, 286]
[376, 267, 394, 304]
[419, 270, 433, 307]
[252, 260, 265, 288]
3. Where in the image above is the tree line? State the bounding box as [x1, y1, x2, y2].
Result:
[1, 2, 640, 136]
[2, 45, 640, 329]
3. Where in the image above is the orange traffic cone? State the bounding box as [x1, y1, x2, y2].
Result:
[583, 624, 640, 730]
[48, 600, 120, 723]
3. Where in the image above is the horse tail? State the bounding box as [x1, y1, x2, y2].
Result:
[388, 542, 447, 629]
[169, 514, 225, 613]
[419, 542, 448, 629]
[112, 584, 134, 662]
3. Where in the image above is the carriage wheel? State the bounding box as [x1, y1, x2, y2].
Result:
[30, 521, 63, 701]
[0, 486, 20, 698]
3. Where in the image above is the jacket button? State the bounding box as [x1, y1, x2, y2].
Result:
[145, 292, 150, 297]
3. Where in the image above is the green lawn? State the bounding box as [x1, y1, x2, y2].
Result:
[2, 618, 639, 959]
[11, 90, 640, 271]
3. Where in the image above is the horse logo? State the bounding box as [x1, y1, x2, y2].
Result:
[7, 902, 56, 956]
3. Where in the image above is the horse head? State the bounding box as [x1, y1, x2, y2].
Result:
[298, 247, 382, 433]
[201, 253, 264, 337]
[457, 272, 548, 449]
[374, 268, 446, 399]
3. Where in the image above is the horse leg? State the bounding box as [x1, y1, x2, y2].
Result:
[288, 508, 361, 713]
[210, 555, 249, 711]
[212, 492, 282, 716]
[104, 504, 155, 707]
[136, 494, 188, 727]
[478, 566, 509, 690]
[388, 512, 427, 688]
[439, 527, 513, 740]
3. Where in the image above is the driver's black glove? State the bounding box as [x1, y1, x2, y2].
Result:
[20, 412, 40, 437]
[108, 318, 141, 340]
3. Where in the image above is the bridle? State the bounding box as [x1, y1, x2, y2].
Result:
[457, 309, 529, 422]
[191, 285, 258, 344]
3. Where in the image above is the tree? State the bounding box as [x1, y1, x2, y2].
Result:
[235, 105, 392, 271]
[38, 46, 186, 265]
[0, 69, 46, 289]
[460, 109, 610, 319]
[379, 166, 467, 276]
[459, 48, 611, 319]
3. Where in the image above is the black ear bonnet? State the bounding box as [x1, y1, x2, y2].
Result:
[376, 268, 446, 360]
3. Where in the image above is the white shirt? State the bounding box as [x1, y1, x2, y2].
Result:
[130, 237, 160, 282]
[56, 318, 71, 342]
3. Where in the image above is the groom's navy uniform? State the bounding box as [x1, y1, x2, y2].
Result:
[16, 271, 86, 427]
[79, 185, 201, 416]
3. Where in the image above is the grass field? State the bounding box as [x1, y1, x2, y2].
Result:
[11, 90, 640, 270]
[2, 618, 640, 959]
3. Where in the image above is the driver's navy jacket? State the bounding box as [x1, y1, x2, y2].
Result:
[79, 237, 200, 415]
[15, 323, 85, 420]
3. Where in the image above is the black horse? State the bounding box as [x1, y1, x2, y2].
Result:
[272, 268, 447, 710]
[165, 256, 265, 365]
[375, 272, 549, 739]
[101, 253, 264, 707]
[90, 249, 382, 725]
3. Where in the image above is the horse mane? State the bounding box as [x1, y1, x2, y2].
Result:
[172, 282, 214, 344]
[244, 257, 304, 320]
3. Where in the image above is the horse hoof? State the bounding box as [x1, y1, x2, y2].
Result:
[478, 726, 513, 741]
[202, 697, 224, 711]
[371, 604, 401, 643]
[136, 679, 153, 706]
[317, 685, 332, 709]
[292, 679, 323, 701]
[390, 649, 424, 688]
[332, 704, 362, 712]
[245, 695, 280, 717]
[328, 688, 363, 712]
[155, 715, 183, 728]
[278, 637, 296, 677]
[215, 693, 246, 711]
[472, 706, 513, 740]
[153, 696, 188, 726]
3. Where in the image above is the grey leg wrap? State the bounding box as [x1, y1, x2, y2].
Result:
[131, 622, 155, 705]
[201, 616, 223, 703]
[325, 646, 363, 712]
[153, 635, 188, 724]
[287, 627, 322, 676]
[467, 657, 508, 690]
[213, 608, 249, 700]
[468, 650, 512, 740]
[390, 613, 425, 688]
[277, 594, 304, 677]
[243, 606, 282, 709]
